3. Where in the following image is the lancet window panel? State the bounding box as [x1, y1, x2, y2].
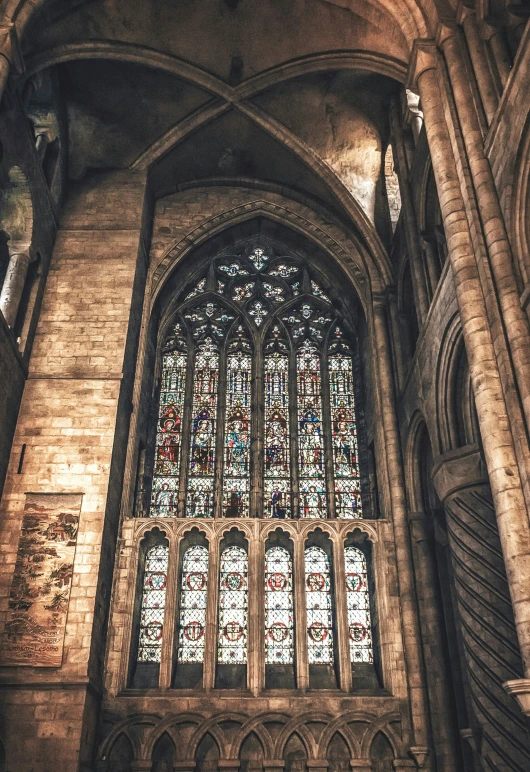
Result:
[329, 354, 362, 518]
[345, 546, 374, 663]
[264, 351, 291, 519]
[265, 546, 294, 664]
[305, 545, 334, 664]
[222, 351, 252, 518]
[137, 545, 169, 663]
[177, 545, 209, 664]
[151, 346, 187, 518]
[217, 546, 249, 664]
[298, 342, 327, 519]
[186, 338, 220, 518]
[144, 241, 370, 522]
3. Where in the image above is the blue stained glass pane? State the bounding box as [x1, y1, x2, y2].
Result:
[217, 546, 248, 664]
[137, 545, 169, 663]
[265, 547, 294, 664]
[178, 546, 209, 663]
[151, 350, 187, 518]
[344, 547, 373, 663]
[186, 338, 219, 517]
[305, 546, 334, 664]
[329, 355, 362, 518]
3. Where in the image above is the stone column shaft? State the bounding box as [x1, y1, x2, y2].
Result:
[483, 23, 512, 87]
[414, 53, 530, 677]
[408, 513, 461, 772]
[389, 102, 430, 324]
[461, 12, 499, 124]
[372, 302, 432, 767]
[0, 250, 31, 328]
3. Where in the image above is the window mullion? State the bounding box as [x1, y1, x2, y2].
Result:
[203, 536, 219, 689]
[333, 536, 352, 691]
[159, 538, 179, 688]
[178, 343, 196, 517]
[321, 350, 336, 519]
[213, 347, 229, 518]
[294, 535, 309, 689]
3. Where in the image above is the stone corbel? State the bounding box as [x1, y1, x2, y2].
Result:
[406, 39, 439, 92]
[409, 747, 429, 769]
[503, 678, 530, 715]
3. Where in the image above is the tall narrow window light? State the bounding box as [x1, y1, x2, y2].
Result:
[137, 545, 169, 663]
[222, 350, 252, 517]
[344, 547, 373, 663]
[186, 338, 219, 517]
[264, 345, 291, 518]
[217, 546, 248, 664]
[305, 546, 334, 664]
[329, 343, 362, 518]
[177, 545, 209, 663]
[265, 546, 294, 664]
[298, 341, 327, 518]
[151, 329, 187, 517]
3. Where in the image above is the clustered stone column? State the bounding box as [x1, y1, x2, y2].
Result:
[410, 40, 530, 698]
[433, 447, 530, 770]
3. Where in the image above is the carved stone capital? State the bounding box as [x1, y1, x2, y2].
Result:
[432, 445, 487, 503]
[503, 678, 530, 715]
[409, 747, 429, 769]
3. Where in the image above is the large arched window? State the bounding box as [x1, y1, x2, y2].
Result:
[147, 240, 367, 520]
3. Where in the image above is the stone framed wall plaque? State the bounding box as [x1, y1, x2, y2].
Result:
[0, 492, 82, 667]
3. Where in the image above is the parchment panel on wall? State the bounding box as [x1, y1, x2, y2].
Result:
[0, 493, 82, 667]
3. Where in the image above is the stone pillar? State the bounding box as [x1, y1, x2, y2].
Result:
[433, 446, 530, 771]
[389, 101, 430, 324]
[410, 42, 530, 681]
[419, 236, 440, 297]
[0, 249, 31, 328]
[482, 22, 512, 87]
[439, 26, 530, 471]
[460, 10, 499, 124]
[372, 299, 433, 769]
[405, 90, 423, 144]
[0, 26, 23, 103]
[386, 292, 406, 392]
[408, 512, 461, 772]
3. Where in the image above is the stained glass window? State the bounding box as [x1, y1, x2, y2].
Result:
[186, 338, 219, 517]
[151, 345, 187, 518]
[222, 351, 252, 517]
[147, 241, 368, 523]
[137, 545, 169, 663]
[217, 546, 248, 664]
[265, 547, 294, 664]
[329, 355, 362, 518]
[297, 341, 327, 518]
[344, 547, 373, 663]
[177, 545, 209, 663]
[264, 351, 291, 518]
[305, 546, 334, 664]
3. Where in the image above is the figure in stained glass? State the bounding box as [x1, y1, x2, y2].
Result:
[300, 481, 326, 519]
[329, 355, 362, 517]
[222, 351, 251, 517]
[191, 409, 215, 474]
